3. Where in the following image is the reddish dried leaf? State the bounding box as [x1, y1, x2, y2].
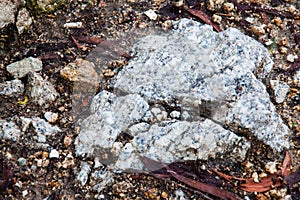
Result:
[169, 171, 240, 200]
[184, 7, 221, 32]
[281, 151, 292, 177]
[74, 36, 104, 45]
[240, 175, 281, 192]
[211, 168, 246, 182]
[71, 35, 82, 49]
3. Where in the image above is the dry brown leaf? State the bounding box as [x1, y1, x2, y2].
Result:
[184, 7, 221, 32]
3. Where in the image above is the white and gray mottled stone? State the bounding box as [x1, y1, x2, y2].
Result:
[75, 91, 149, 156]
[0, 119, 22, 142]
[74, 18, 290, 172]
[16, 8, 33, 34]
[0, 80, 24, 96]
[112, 18, 289, 152]
[0, 0, 20, 29]
[270, 79, 290, 103]
[115, 119, 250, 171]
[0, 116, 61, 149]
[6, 57, 42, 78]
[26, 72, 59, 107]
[76, 162, 91, 186]
[75, 90, 250, 171]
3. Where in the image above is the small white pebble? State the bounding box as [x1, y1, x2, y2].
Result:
[36, 159, 43, 167]
[245, 17, 255, 24]
[279, 46, 288, 54]
[287, 54, 298, 62]
[265, 39, 273, 46]
[44, 111, 58, 123]
[22, 190, 28, 197]
[288, 5, 296, 13]
[252, 172, 259, 183]
[265, 161, 277, 174]
[64, 22, 83, 28]
[223, 2, 234, 12]
[144, 9, 157, 20]
[170, 111, 181, 119]
[251, 25, 265, 35]
[49, 149, 59, 158]
[212, 14, 222, 24]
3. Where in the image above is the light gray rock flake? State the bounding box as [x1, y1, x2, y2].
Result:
[0, 120, 22, 142]
[270, 79, 290, 103]
[0, 116, 61, 149]
[26, 72, 59, 107]
[6, 57, 42, 78]
[75, 91, 149, 156]
[0, 0, 19, 29]
[16, 8, 33, 34]
[0, 80, 24, 96]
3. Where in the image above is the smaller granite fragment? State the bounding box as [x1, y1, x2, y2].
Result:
[1, 116, 61, 149]
[30, 117, 61, 137]
[0, 80, 24, 96]
[0, 120, 21, 141]
[270, 79, 290, 103]
[26, 72, 59, 107]
[76, 162, 91, 186]
[91, 167, 114, 192]
[6, 57, 42, 78]
[115, 119, 250, 171]
[0, 0, 19, 28]
[44, 111, 58, 123]
[16, 8, 33, 34]
[75, 91, 149, 157]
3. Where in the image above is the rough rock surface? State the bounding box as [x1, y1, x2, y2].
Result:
[0, 116, 61, 149]
[0, 0, 19, 29]
[26, 72, 59, 107]
[75, 18, 291, 173]
[16, 8, 33, 34]
[270, 79, 290, 103]
[6, 57, 43, 79]
[0, 80, 24, 96]
[113, 18, 290, 152]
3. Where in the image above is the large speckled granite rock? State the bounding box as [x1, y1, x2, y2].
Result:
[74, 18, 290, 173]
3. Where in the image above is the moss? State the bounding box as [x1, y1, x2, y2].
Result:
[25, 0, 67, 17]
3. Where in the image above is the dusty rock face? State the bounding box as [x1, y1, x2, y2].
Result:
[26, 72, 59, 107]
[0, 116, 61, 149]
[6, 57, 43, 79]
[0, 0, 19, 29]
[75, 18, 291, 173]
[0, 80, 24, 96]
